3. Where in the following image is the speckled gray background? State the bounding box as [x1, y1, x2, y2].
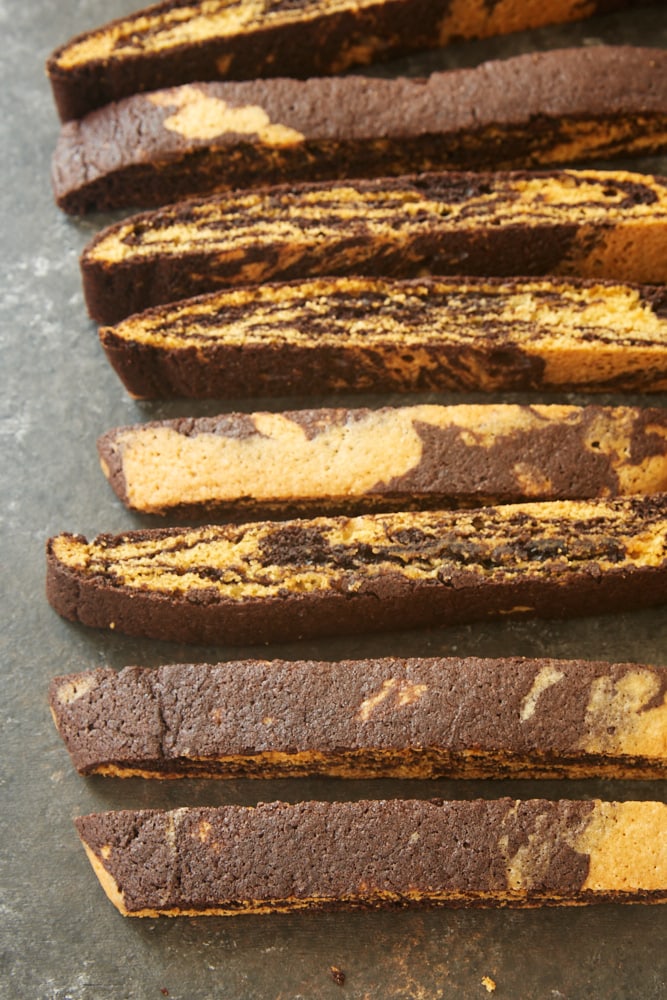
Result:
[2, 3, 667, 998]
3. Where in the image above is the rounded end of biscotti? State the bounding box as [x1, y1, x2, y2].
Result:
[46, 533, 89, 622]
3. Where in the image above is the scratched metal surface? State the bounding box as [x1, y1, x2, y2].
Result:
[2, 3, 667, 998]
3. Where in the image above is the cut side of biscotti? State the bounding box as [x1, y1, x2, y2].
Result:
[45, 495, 667, 645]
[74, 798, 667, 915]
[96, 403, 667, 517]
[50, 656, 667, 779]
[47, 0, 645, 122]
[52, 46, 667, 214]
[80, 169, 667, 324]
[99, 276, 667, 398]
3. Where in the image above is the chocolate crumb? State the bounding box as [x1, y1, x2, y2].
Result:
[331, 966, 346, 986]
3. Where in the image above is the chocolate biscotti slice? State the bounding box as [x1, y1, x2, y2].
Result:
[99, 276, 667, 398]
[81, 170, 667, 324]
[52, 47, 667, 214]
[46, 495, 667, 645]
[47, 0, 645, 123]
[97, 403, 667, 517]
[75, 798, 667, 915]
[50, 656, 667, 779]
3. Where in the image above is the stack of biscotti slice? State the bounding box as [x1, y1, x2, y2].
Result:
[50, 656, 667, 780]
[96, 403, 667, 517]
[47, 0, 651, 121]
[98, 276, 667, 399]
[80, 169, 667, 323]
[52, 46, 667, 214]
[75, 799, 667, 915]
[46, 495, 667, 645]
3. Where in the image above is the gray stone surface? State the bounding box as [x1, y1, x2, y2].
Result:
[1, 2, 666, 998]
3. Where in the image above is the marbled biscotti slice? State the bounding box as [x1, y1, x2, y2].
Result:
[97, 403, 667, 517]
[52, 46, 667, 214]
[75, 798, 667, 915]
[81, 170, 667, 324]
[47, 0, 645, 123]
[50, 656, 667, 779]
[99, 276, 667, 398]
[46, 495, 667, 645]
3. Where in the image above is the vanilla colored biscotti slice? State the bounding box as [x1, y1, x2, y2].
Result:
[99, 276, 667, 398]
[80, 170, 667, 324]
[52, 46, 667, 214]
[50, 656, 667, 780]
[46, 495, 667, 645]
[75, 799, 667, 915]
[47, 0, 644, 122]
[96, 403, 667, 517]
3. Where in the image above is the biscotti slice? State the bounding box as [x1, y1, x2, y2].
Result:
[50, 656, 667, 779]
[52, 46, 667, 214]
[46, 495, 667, 645]
[99, 276, 667, 398]
[47, 0, 646, 123]
[96, 403, 667, 517]
[74, 799, 667, 915]
[80, 170, 667, 324]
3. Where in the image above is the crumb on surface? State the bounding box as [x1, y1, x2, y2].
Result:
[331, 965, 346, 986]
[481, 976, 497, 993]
